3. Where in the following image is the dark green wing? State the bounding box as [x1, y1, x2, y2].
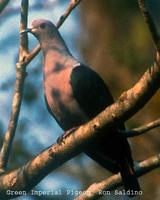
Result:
[70, 64, 114, 119]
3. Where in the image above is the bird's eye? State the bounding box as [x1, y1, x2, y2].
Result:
[40, 23, 46, 29]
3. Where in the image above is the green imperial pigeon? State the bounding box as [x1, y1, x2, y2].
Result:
[22, 19, 140, 195]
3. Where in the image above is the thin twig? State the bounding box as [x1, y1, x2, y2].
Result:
[121, 118, 160, 137]
[0, 0, 10, 14]
[138, 0, 160, 52]
[23, 44, 41, 65]
[75, 154, 160, 200]
[56, 0, 82, 28]
[23, 0, 82, 65]
[0, 0, 29, 173]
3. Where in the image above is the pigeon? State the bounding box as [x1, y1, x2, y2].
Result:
[22, 19, 140, 194]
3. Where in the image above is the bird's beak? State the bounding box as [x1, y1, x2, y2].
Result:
[20, 28, 32, 34]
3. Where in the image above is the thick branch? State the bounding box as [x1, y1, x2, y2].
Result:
[23, 0, 82, 65]
[75, 154, 160, 200]
[90, 62, 160, 131]
[0, 60, 159, 198]
[0, 0, 29, 172]
[0, 0, 10, 13]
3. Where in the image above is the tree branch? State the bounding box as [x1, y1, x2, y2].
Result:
[23, 0, 82, 65]
[56, 0, 82, 27]
[121, 118, 160, 137]
[0, 0, 29, 173]
[75, 154, 160, 200]
[0, 0, 10, 14]
[138, 0, 160, 53]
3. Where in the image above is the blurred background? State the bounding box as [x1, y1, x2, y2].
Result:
[0, 0, 160, 199]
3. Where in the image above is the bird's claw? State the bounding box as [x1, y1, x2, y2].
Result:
[57, 126, 78, 144]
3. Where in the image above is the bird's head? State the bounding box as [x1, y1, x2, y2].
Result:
[21, 19, 58, 41]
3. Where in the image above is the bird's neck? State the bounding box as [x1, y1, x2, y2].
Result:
[41, 37, 77, 73]
[41, 34, 69, 52]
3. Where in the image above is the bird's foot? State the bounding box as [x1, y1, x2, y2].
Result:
[57, 126, 79, 144]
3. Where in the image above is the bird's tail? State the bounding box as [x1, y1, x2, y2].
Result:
[119, 158, 141, 197]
